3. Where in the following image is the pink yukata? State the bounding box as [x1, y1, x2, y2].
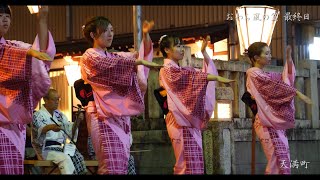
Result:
[159, 56, 217, 174]
[246, 60, 296, 175]
[81, 42, 153, 174]
[0, 32, 55, 174]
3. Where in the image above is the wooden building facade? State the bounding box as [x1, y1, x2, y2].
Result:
[6, 5, 320, 61]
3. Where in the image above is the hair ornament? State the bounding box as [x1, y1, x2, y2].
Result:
[159, 35, 167, 44]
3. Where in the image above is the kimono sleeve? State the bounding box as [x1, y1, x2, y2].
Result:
[81, 50, 136, 87]
[161, 65, 208, 118]
[247, 69, 296, 129]
[30, 31, 56, 109]
[0, 44, 31, 84]
[32, 111, 48, 145]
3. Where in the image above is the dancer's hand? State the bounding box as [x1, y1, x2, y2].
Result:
[207, 74, 236, 83]
[216, 76, 236, 83]
[201, 35, 210, 52]
[27, 49, 53, 61]
[143, 20, 154, 34]
[296, 90, 312, 104]
[38, 6, 49, 19]
[136, 59, 163, 70]
[286, 45, 293, 64]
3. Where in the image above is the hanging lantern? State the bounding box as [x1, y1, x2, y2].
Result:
[235, 5, 280, 54]
[27, 5, 40, 14]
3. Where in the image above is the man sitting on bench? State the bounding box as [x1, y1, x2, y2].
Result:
[32, 89, 87, 174]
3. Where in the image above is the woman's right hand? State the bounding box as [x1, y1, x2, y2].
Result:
[27, 49, 53, 61]
[296, 90, 312, 104]
[135, 59, 163, 69]
[216, 76, 236, 83]
[207, 74, 235, 83]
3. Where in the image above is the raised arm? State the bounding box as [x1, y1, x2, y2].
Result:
[30, 6, 55, 62]
[282, 45, 296, 86]
[286, 45, 293, 75]
[30, 6, 56, 110]
[202, 36, 235, 84]
[38, 6, 48, 51]
[18, 6, 54, 63]
[142, 20, 154, 56]
[201, 35, 212, 65]
[133, 20, 155, 95]
[201, 35, 218, 75]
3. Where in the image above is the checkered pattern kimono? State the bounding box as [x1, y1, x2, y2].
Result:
[81, 41, 153, 174]
[159, 57, 217, 174]
[0, 33, 55, 175]
[246, 61, 296, 174]
[127, 154, 136, 175]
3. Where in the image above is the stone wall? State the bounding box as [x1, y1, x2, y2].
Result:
[130, 120, 320, 174]
[233, 118, 320, 174]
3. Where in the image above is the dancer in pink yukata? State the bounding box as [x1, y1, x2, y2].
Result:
[0, 5, 55, 174]
[246, 42, 312, 174]
[80, 16, 161, 174]
[159, 35, 235, 174]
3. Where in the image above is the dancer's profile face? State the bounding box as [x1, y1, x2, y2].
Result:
[0, 13, 11, 37]
[168, 40, 184, 62]
[95, 23, 114, 49]
[256, 46, 272, 66]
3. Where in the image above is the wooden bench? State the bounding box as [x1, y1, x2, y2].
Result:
[24, 150, 151, 174]
[24, 160, 98, 174]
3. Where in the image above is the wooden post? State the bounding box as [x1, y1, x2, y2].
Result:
[282, 6, 287, 64]
[147, 58, 163, 119]
[66, 6, 72, 41]
[133, 6, 144, 119]
[239, 72, 246, 118]
[294, 77, 306, 120]
[228, 21, 235, 61]
[133, 6, 142, 51]
[251, 118, 255, 175]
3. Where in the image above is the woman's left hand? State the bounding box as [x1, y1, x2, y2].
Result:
[143, 20, 154, 34]
[201, 35, 210, 52]
[286, 45, 293, 63]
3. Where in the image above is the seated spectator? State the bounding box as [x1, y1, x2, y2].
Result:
[33, 89, 87, 174]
